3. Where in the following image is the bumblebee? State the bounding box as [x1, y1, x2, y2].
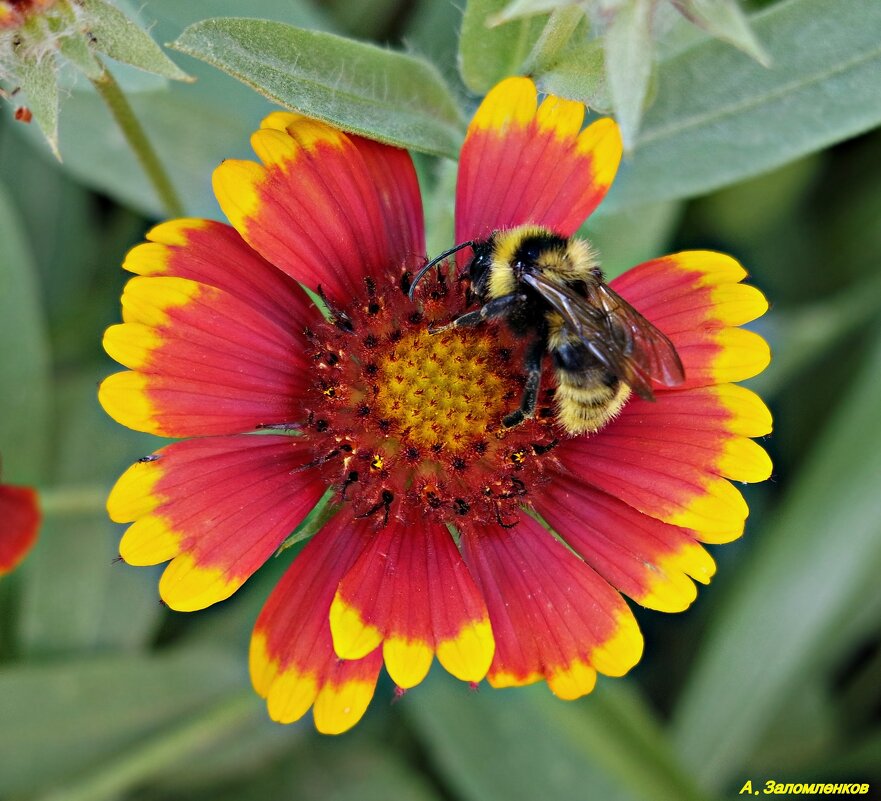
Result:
[408, 225, 685, 435]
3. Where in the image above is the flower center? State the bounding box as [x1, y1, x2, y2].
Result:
[373, 329, 508, 453]
[297, 274, 561, 527]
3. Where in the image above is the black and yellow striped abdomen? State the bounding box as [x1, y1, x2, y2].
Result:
[547, 310, 631, 434]
[554, 367, 630, 434]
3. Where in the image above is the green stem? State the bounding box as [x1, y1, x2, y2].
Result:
[39, 485, 107, 516]
[524, 6, 586, 74]
[90, 65, 185, 217]
[36, 691, 257, 801]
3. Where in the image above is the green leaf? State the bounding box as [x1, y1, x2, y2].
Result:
[524, 6, 588, 75]
[535, 36, 610, 112]
[583, 199, 683, 279]
[423, 157, 458, 258]
[405, 671, 709, 801]
[746, 682, 838, 774]
[275, 488, 336, 554]
[14, 51, 60, 158]
[150, 732, 443, 801]
[58, 33, 104, 80]
[170, 18, 464, 159]
[404, 0, 467, 85]
[459, 0, 546, 94]
[670, 327, 881, 790]
[17, 371, 166, 656]
[145, 706, 304, 797]
[34, 692, 258, 801]
[604, 0, 881, 212]
[491, 0, 576, 25]
[0, 646, 244, 796]
[672, 0, 770, 65]
[604, 0, 654, 150]
[79, 0, 191, 81]
[0, 180, 51, 483]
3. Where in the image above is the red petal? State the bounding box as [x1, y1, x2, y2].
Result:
[213, 113, 425, 307]
[455, 77, 621, 262]
[330, 521, 494, 688]
[123, 218, 315, 333]
[554, 385, 772, 543]
[0, 484, 40, 575]
[100, 275, 310, 437]
[251, 514, 382, 734]
[536, 478, 716, 612]
[461, 516, 642, 700]
[610, 251, 770, 389]
[107, 435, 326, 611]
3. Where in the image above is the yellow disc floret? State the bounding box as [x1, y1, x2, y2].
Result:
[374, 330, 506, 452]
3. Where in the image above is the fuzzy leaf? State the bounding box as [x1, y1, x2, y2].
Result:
[78, 0, 190, 81]
[603, 0, 881, 212]
[535, 36, 610, 111]
[604, 0, 654, 150]
[14, 52, 60, 158]
[491, 0, 576, 25]
[672, 0, 769, 65]
[524, 5, 588, 73]
[171, 18, 464, 158]
[57, 33, 104, 80]
[459, 0, 547, 94]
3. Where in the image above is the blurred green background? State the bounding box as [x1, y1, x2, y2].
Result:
[2, 1, 881, 800]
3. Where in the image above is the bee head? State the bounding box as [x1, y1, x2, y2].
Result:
[468, 238, 496, 287]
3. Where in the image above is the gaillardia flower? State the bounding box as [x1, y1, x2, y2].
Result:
[100, 77, 771, 733]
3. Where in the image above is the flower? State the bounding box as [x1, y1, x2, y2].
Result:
[0, 476, 40, 576]
[0, 1, 57, 30]
[99, 77, 771, 734]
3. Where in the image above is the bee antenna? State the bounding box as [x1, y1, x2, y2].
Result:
[408, 241, 474, 301]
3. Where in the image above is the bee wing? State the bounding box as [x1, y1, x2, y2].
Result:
[521, 271, 684, 400]
[520, 271, 648, 392]
[586, 281, 686, 390]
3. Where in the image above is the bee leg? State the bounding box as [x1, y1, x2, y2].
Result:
[503, 339, 544, 428]
[430, 294, 526, 333]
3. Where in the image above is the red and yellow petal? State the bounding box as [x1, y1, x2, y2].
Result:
[108, 435, 326, 611]
[213, 113, 425, 307]
[329, 521, 494, 689]
[536, 479, 715, 612]
[0, 484, 40, 575]
[610, 251, 771, 389]
[123, 218, 316, 333]
[99, 274, 311, 437]
[461, 516, 643, 700]
[251, 514, 382, 734]
[455, 76, 622, 261]
[555, 384, 772, 543]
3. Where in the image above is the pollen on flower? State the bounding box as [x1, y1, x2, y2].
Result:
[374, 329, 506, 452]
[295, 272, 561, 529]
